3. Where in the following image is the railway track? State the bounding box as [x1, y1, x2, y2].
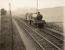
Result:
[21, 18, 64, 41]
[23, 18, 64, 40]
[23, 19, 64, 49]
[44, 27, 64, 40]
[14, 17, 64, 50]
[40, 29, 64, 48]
[23, 22, 64, 49]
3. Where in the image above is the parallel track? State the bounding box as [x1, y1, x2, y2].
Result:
[24, 19, 64, 49]
[15, 17, 64, 50]
[44, 27, 64, 40]
[24, 22, 64, 49]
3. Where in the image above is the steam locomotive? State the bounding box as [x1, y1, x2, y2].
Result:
[25, 12, 46, 28]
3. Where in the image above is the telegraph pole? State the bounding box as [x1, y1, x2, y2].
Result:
[37, 0, 38, 13]
[9, 2, 12, 17]
[9, 2, 13, 50]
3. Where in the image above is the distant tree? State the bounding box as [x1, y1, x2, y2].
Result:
[1, 8, 7, 16]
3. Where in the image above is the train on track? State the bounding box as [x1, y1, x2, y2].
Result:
[25, 12, 46, 28]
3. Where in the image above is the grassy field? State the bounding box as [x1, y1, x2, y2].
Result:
[0, 15, 26, 50]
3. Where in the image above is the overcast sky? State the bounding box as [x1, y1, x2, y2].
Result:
[0, 0, 65, 10]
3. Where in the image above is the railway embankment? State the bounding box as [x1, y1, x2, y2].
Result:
[0, 15, 26, 50]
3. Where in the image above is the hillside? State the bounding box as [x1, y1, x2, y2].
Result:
[39, 7, 64, 22]
[12, 7, 64, 22]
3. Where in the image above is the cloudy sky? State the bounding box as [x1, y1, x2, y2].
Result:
[0, 0, 65, 10]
